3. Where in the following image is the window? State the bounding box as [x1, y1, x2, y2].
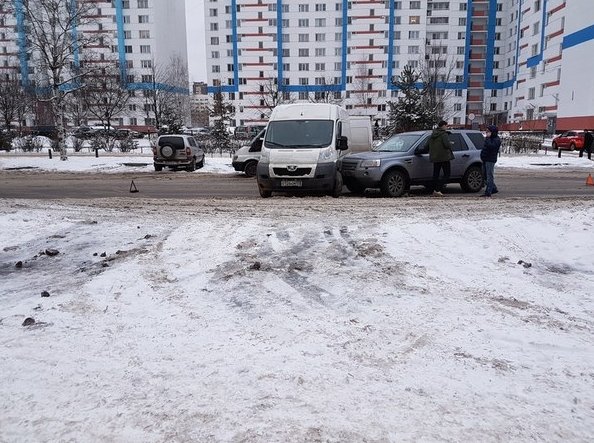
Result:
[137, 0, 148, 7]
[141, 60, 152, 68]
[299, 48, 309, 57]
[138, 15, 149, 23]
[528, 87, 535, 99]
[140, 45, 151, 53]
[409, 16, 420, 24]
[139, 30, 150, 38]
[410, 1, 421, 8]
[409, 31, 420, 39]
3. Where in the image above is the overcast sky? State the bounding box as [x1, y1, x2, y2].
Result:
[185, 0, 207, 83]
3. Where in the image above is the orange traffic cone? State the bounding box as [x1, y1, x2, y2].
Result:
[586, 174, 594, 186]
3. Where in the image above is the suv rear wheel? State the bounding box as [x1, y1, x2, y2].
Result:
[461, 165, 484, 192]
[381, 169, 408, 197]
[186, 159, 196, 172]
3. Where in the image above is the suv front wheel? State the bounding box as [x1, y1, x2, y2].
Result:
[381, 169, 408, 197]
[461, 165, 484, 192]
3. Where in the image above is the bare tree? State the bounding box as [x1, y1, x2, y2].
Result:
[351, 60, 376, 114]
[306, 77, 343, 105]
[145, 55, 189, 133]
[21, 0, 103, 159]
[251, 77, 294, 118]
[418, 44, 458, 122]
[0, 69, 31, 132]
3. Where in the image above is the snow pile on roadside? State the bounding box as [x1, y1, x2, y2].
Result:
[1, 198, 593, 441]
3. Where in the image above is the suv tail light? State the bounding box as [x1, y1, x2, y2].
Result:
[186, 147, 191, 158]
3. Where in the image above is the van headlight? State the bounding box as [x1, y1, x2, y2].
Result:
[360, 159, 381, 168]
[318, 146, 335, 163]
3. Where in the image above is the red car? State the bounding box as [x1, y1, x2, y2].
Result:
[552, 130, 585, 151]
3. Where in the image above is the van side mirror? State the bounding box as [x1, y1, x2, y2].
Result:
[337, 135, 348, 151]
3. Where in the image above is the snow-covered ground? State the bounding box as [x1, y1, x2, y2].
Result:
[1, 140, 594, 440]
[1, 194, 593, 441]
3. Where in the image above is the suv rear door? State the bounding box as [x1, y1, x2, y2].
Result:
[449, 133, 472, 178]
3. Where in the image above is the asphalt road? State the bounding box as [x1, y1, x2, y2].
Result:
[0, 168, 593, 199]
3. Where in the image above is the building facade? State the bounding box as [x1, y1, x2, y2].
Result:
[203, 0, 594, 132]
[0, 0, 189, 129]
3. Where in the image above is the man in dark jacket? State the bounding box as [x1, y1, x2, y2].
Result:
[428, 120, 453, 196]
[579, 130, 593, 160]
[481, 125, 501, 197]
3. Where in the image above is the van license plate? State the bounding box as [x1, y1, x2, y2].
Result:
[281, 179, 302, 187]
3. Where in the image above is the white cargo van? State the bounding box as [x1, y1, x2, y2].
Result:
[256, 103, 354, 198]
[232, 128, 265, 177]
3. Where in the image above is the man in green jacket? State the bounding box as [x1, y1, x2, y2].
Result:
[428, 120, 454, 196]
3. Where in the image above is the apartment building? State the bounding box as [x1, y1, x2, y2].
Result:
[0, 0, 188, 129]
[204, 0, 594, 132]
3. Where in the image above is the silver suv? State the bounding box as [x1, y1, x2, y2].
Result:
[340, 129, 485, 197]
[153, 134, 205, 171]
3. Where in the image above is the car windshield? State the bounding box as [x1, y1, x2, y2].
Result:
[265, 120, 333, 149]
[373, 134, 422, 152]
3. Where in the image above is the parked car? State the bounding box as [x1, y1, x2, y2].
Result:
[232, 128, 265, 177]
[551, 130, 585, 151]
[31, 125, 58, 139]
[340, 129, 485, 197]
[153, 134, 205, 171]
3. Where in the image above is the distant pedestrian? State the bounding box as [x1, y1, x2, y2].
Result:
[579, 129, 593, 160]
[481, 125, 501, 197]
[428, 120, 454, 197]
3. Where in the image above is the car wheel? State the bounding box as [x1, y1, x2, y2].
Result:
[461, 165, 484, 192]
[552, 141, 558, 150]
[197, 156, 205, 169]
[380, 169, 407, 197]
[570, 143, 576, 151]
[259, 186, 272, 198]
[331, 171, 343, 198]
[244, 160, 257, 177]
[160, 145, 175, 158]
[344, 179, 365, 195]
[154, 164, 163, 171]
[187, 159, 196, 172]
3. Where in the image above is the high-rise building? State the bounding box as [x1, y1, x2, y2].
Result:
[0, 0, 189, 129]
[204, 0, 594, 131]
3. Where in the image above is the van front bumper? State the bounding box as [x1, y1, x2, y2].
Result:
[257, 162, 336, 193]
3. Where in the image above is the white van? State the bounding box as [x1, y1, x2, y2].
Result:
[256, 103, 355, 198]
[232, 128, 265, 177]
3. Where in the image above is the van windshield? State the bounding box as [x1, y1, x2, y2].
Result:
[265, 120, 334, 149]
[373, 134, 422, 152]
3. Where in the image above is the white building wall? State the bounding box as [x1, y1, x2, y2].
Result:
[557, 0, 594, 119]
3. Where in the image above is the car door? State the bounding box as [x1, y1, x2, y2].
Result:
[448, 133, 470, 178]
[409, 135, 434, 182]
[557, 132, 569, 148]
